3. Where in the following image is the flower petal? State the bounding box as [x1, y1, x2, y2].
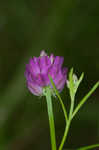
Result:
[54, 56, 64, 68]
[30, 57, 40, 75]
[40, 56, 51, 74]
[27, 81, 43, 96]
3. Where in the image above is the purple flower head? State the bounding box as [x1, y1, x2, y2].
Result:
[25, 50, 67, 96]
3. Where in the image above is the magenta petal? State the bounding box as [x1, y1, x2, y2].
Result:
[62, 67, 68, 76]
[54, 71, 64, 90]
[29, 57, 40, 75]
[54, 56, 64, 68]
[42, 74, 50, 85]
[27, 81, 42, 96]
[35, 74, 46, 86]
[48, 65, 58, 79]
[40, 56, 51, 74]
[55, 77, 66, 91]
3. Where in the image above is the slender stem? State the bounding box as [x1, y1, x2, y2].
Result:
[55, 91, 68, 123]
[58, 121, 71, 150]
[69, 96, 75, 119]
[77, 144, 99, 150]
[45, 87, 57, 150]
[59, 96, 75, 150]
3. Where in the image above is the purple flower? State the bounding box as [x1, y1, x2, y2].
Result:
[25, 50, 67, 96]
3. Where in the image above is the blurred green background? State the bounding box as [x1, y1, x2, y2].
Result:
[0, 0, 99, 150]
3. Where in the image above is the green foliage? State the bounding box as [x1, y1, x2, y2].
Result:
[49, 69, 99, 150]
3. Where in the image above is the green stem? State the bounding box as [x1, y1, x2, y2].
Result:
[45, 87, 57, 150]
[69, 96, 75, 120]
[77, 144, 99, 150]
[59, 96, 75, 150]
[58, 121, 71, 150]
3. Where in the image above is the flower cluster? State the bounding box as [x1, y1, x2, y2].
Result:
[25, 51, 67, 96]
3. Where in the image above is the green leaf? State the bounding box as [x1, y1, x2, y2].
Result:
[75, 72, 84, 93]
[77, 73, 84, 87]
[69, 68, 74, 100]
[72, 81, 99, 119]
[77, 144, 99, 150]
[48, 75, 68, 122]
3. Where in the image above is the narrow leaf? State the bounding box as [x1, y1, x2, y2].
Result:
[75, 72, 84, 93]
[77, 144, 99, 150]
[72, 81, 99, 119]
[77, 73, 84, 86]
[69, 68, 74, 99]
[49, 75, 68, 122]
